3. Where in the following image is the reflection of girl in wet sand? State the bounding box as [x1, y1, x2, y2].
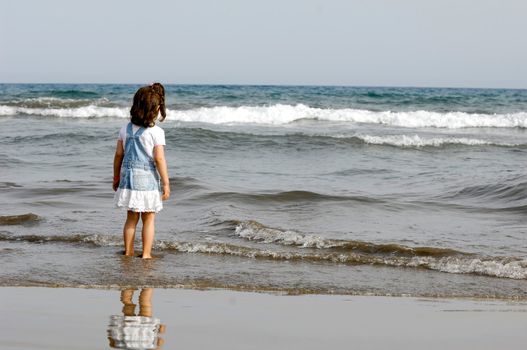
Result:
[108, 288, 166, 350]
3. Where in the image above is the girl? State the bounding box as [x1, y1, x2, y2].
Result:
[113, 83, 170, 259]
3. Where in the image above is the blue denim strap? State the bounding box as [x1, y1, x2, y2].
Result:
[124, 123, 152, 165]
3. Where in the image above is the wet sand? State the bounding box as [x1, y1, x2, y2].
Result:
[0, 287, 526, 350]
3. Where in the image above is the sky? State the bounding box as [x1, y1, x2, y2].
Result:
[1, 0, 526, 88]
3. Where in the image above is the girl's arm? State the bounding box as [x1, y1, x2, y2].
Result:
[113, 140, 124, 191]
[154, 145, 170, 200]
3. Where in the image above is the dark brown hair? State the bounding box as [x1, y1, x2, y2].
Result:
[130, 83, 166, 127]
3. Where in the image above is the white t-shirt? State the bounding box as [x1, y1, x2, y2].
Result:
[118, 123, 166, 159]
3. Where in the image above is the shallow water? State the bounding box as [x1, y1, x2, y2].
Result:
[1, 84, 527, 298]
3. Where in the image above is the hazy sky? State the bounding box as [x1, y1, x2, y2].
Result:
[1, 0, 526, 88]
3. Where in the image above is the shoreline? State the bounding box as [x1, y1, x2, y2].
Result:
[2, 283, 527, 302]
[1, 286, 526, 350]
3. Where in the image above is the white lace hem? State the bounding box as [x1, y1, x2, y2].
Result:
[114, 188, 163, 213]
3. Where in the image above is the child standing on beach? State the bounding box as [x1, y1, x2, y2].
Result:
[113, 83, 170, 259]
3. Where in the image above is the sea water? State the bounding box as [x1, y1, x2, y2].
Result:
[1, 84, 526, 298]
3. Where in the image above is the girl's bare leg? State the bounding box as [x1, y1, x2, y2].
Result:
[138, 288, 153, 317]
[120, 289, 136, 316]
[123, 211, 140, 256]
[141, 212, 156, 259]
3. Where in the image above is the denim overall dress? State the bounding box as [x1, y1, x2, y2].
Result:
[115, 123, 162, 212]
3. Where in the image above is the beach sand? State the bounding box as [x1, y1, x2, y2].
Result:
[0, 287, 526, 350]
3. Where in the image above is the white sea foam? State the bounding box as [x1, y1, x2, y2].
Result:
[232, 221, 527, 279]
[167, 104, 527, 128]
[81, 234, 122, 247]
[13, 97, 111, 108]
[158, 238, 527, 279]
[405, 257, 527, 279]
[234, 220, 338, 248]
[167, 104, 317, 125]
[2, 231, 525, 279]
[0, 105, 128, 118]
[354, 134, 512, 147]
[22, 97, 80, 103]
[2, 103, 527, 129]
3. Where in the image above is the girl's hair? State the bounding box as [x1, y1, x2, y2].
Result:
[130, 83, 166, 127]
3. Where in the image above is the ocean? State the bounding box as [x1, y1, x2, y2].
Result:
[1, 84, 526, 299]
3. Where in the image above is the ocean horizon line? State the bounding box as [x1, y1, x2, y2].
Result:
[1, 82, 526, 91]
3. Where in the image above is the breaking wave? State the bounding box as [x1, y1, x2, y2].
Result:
[2, 227, 526, 280]
[2, 103, 527, 129]
[3, 97, 109, 109]
[0, 105, 128, 118]
[232, 220, 463, 255]
[0, 232, 121, 246]
[353, 134, 519, 148]
[172, 129, 521, 149]
[231, 220, 527, 279]
[169, 105, 527, 128]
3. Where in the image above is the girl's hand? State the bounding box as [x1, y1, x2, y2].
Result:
[153, 146, 170, 201]
[113, 176, 120, 191]
[113, 141, 124, 191]
[162, 184, 170, 200]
